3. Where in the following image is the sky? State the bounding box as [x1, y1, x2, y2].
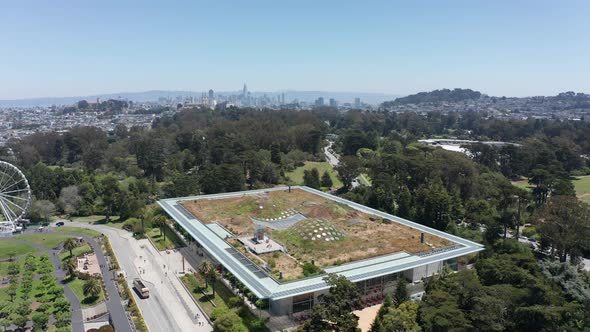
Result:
[1, 0, 589, 99]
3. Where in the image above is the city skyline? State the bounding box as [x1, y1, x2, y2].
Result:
[1, 0, 590, 99]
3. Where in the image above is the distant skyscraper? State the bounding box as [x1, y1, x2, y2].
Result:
[242, 83, 248, 97]
[354, 97, 361, 108]
[315, 97, 325, 106]
[281, 93, 285, 105]
[208, 89, 215, 100]
[329, 98, 337, 108]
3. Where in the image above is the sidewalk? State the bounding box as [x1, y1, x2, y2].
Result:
[67, 221, 212, 331]
[135, 238, 211, 331]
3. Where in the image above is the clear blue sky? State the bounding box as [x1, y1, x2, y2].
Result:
[1, 0, 589, 99]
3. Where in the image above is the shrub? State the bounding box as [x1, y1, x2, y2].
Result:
[267, 258, 276, 269]
[212, 309, 247, 332]
[228, 297, 243, 308]
[302, 262, 323, 277]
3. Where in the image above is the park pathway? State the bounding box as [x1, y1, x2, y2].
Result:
[46, 230, 134, 332]
[7, 236, 85, 332]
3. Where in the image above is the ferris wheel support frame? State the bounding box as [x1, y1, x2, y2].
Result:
[0, 160, 31, 233]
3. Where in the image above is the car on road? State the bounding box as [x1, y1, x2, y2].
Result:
[55, 221, 65, 227]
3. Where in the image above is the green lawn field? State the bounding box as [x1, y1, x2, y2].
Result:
[511, 177, 533, 191]
[71, 215, 125, 229]
[14, 234, 73, 249]
[147, 226, 185, 251]
[285, 161, 342, 188]
[58, 243, 93, 261]
[512, 176, 590, 202]
[0, 240, 38, 259]
[55, 226, 101, 237]
[66, 278, 105, 308]
[573, 176, 590, 202]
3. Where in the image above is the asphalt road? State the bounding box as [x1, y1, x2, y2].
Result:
[324, 142, 362, 188]
[65, 222, 185, 332]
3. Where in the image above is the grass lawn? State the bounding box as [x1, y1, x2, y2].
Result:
[66, 278, 105, 308]
[58, 243, 93, 261]
[0, 240, 38, 259]
[55, 226, 101, 237]
[146, 226, 185, 251]
[71, 215, 124, 229]
[512, 176, 590, 202]
[573, 176, 590, 202]
[285, 161, 342, 188]
[0, 259, 25, 277]
[14, 234, 73, 249]
[511, 177, 533, 191]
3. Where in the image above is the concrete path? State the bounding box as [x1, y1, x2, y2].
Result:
[5, 237, 85, 332]
[63, 221, 212, 332]
[50, 230, 133, 332]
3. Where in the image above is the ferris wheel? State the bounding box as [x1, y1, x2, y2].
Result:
[0, 160, 31, 233]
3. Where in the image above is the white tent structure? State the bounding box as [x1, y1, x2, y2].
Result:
[0, 161, 31, 235]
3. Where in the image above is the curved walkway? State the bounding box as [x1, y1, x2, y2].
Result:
[7, 237, 85, 332]
[45, 230, 134, 332]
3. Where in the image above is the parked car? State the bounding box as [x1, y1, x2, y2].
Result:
[55, 221, 65, 227]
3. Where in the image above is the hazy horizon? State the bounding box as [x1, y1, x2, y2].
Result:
[2, 0, 589, 99]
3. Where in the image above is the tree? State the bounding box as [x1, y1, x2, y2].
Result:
[6, 283, 17, 301]
[63, 258, 77, 279]
[63, 238, 77, 258]
[418, 289, 472, 331]
[77, 100, 89, 109]
[152, 215, 167, 242]
[535, 196, 590, 262]
[379, 301, 420, 332]
[83, 278, 102, 299]
[303, 168, 321, 189]
[164, 172, 200, 198]
[98, 175, 120, 222]
[32, 312, 49, 331]
[59, 185, 82, 215]
[370, 295, 394, 332]
[7, 262, 19, 277]
[198, 261, 213, 288]
[114, 123, 128, 140]
[270, 143, 281, 164]
[32, 200, 56, 224]
[11, 313, 28, 331]
[539, 259, 590, 305]
[303, 274, 361, 332]
[211, 308, 247, 332]
[135, 134, 169, 181]
[394, 277, 410, 305]
[335, 156, 361, 191]
[321, 170, 333, 188]
[207, 268, 220, 298]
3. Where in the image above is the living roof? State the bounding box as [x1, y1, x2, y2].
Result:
[159, 186, 484, 300]
[182, 188, 452, 273]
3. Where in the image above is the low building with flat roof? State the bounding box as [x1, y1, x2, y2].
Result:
[158, 186, 483, 317]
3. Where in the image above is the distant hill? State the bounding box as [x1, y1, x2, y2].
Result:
[0, 90, 400, 108]
[382, 88, 482, 106]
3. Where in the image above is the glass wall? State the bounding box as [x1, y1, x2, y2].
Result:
[292, 293, 314, 314]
